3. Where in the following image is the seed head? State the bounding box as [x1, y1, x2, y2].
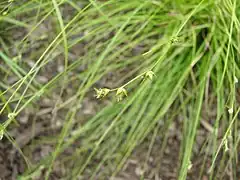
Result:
[224, 139, 229, 152]
[116, 87, 127, 102]
[170, 36, 180, 44]
[94, 88, 110, 99]
[8, 113, 16, 119]
[234, 76, 238, 84]
[145, 71, 155, 80]
[0, 129, 3, 140]
[228, 108, 233, 114]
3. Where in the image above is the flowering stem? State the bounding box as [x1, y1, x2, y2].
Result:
[110, 71, 148, 92]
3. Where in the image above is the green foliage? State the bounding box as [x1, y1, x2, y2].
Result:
[1, 0, 240, 179]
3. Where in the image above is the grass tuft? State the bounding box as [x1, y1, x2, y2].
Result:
[1, 0, 240, 179]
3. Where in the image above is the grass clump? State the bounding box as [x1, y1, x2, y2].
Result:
[0, 0, 240, 179]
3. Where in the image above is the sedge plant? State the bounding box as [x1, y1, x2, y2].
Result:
[0, 0, 240, 179]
